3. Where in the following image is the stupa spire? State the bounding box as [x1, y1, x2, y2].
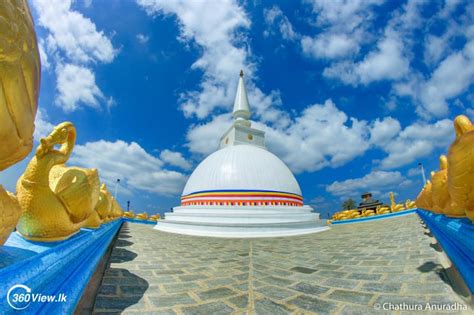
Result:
[233, 70, 251, 122]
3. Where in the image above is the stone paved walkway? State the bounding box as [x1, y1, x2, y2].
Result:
[92, 214, 471, 314]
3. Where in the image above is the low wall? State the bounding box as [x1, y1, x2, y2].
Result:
[0, 220, 122, 313]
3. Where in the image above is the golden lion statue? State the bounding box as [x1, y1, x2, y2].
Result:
[0, 1, 40, 245]
[16, 122, 101, 241]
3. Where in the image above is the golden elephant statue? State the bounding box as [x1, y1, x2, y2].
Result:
[389, 192, 405, 212]
[135, 212, 148, 220]
[430, 156, 453, 215]
[123, 210, 134, 218]
[405, 199, 416, 209]
[0, 0, 40, 245]
[416, 180, 433, 211]
[447, 115, 474, 220]
[110, 197, 123, 220]
[16, 122, 101, 241]
[149, 214, 160, 222]
[82, 183, 113, 228]
[0, 0, 40, 171]
[95, 184, 113, 223]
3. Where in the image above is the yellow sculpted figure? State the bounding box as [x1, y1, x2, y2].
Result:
[447, 115, 474, 219]
[430, 156, 452, 214]
[389, 192, 405, 212]
[149, 214, 160, 222]
[416, 180, 433, 210]
[16, 122, 100, 241]
[0, 0, 41, 245]
[110, 197, 124, 219]
[95, 184, 113, 223]
[136, 212, 148, 220]
[123, 210, 134, 218]
[0, 1, 40, 170]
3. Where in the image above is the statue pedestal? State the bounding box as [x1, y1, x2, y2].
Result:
[417, 209, 474, 294]
[0, 220, 122, 313]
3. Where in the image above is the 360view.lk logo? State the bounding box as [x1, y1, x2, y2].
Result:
[7, 284, 67, 310]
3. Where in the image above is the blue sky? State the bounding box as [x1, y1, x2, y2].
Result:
[1, 0, 473, 218]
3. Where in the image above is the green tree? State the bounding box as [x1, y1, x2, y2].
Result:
[342, 198, 356, 210]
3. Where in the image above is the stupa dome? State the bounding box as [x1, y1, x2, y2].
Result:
[183, 145, 302, 197]
[155, 71, 327, 237]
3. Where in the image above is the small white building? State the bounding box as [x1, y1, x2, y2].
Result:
[155, 71, 328, 238]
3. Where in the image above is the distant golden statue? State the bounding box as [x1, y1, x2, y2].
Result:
[416, 180, 433, 211]
[389, 192, 405, 212]
[447, 115, 474, 219]
[0, 0, 41, 171]
[16, 122, 101, 241]
[149, 214, 160, 222]
[123, 210, 134, 218]
[430, 156, 451, 214]
[110, 197, 124, 219]
[95, 184, 113, 223]
[136, 212, 148, 220]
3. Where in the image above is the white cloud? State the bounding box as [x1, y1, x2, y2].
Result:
[376, 119, 454, 169]
[186, 114, 232, 155]
[263, 6, 298, 41]
[323, 30, 410, 85]
[160, 149, 192, 170]
[137, 0, 254, 119]
[301, 34, 359, 59]
[326, 170, 408, 197]
[187, 100, 372, 174]
[136, 33, 149, 44]
[38, 40, 50, 70]
[369, 117, 401, 147]
[32, 0, 117, 111]
[301, 0, 384, 60]
[33, 0, 116, 64]
[55, 63, 105, 111]
[70, 140, 188, 196]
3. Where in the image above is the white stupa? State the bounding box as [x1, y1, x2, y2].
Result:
[155, 71, 328, 238]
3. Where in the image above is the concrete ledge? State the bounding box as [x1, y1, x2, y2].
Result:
[122, 218, 156, 225]
[331, 209, 417, 225]
[417, 209, 474, 294]
[0, 220, 122, 313]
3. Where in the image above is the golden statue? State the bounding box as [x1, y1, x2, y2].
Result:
[136, 212, 148, 220]
[405, 199, 416, 209]
[376, 205, 390, 215]
[389, 192, 405, 212]
[95, 184, 113, 223]
[430, 155, 452, 214]
[416, 180, 433, 210]
[0, 187, 21, 244]
[110, 197, 123, 219]
[447, 115, 474, 219]
[149, 214, 160, 222]
[123, 210, 134, 218]
[0, 1, 40, 171]
[16, 122, 101, 241]
[0, 1, 40, 245]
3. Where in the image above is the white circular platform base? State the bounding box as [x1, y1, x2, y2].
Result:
[154, 205, 329, 238]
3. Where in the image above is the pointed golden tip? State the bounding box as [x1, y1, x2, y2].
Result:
[240, 69, 244, 77]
